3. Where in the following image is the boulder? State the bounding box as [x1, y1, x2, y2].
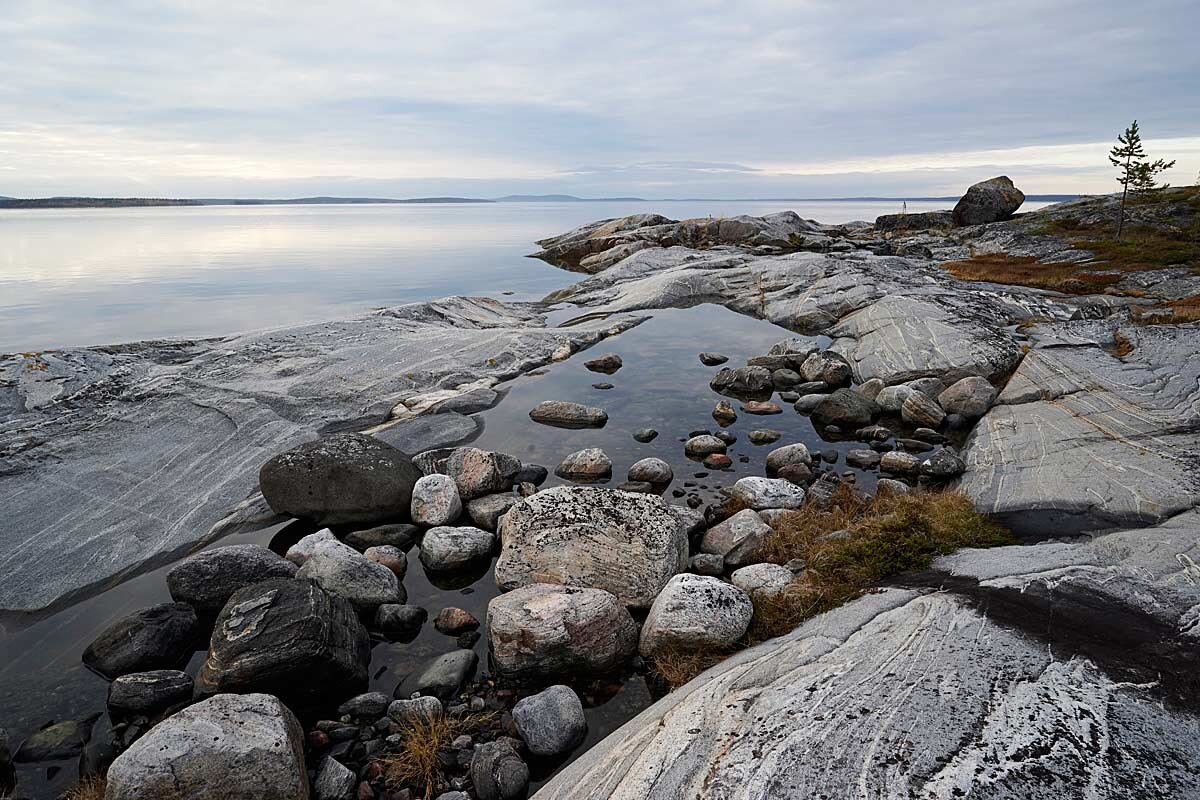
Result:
[639, 575, 753, 658]
[364, 545, 407, 579]
[731, 563, 795, 603]
[712, 400, 738, 424]
[730, 477, 806, 511]
[374, 604, 427, 638]
[103, 693, 307, 800]
[444, 447, 521, 500]
[512, 685, 587, 757]
[419, 526, 495, 572]
[197, 578, 370, 707]
[296, 538, 404, 611]
[285, 529, 338, 566]
[343, 522, 418, 551]
[393, 650, 478, 702]
[166, 544, 298, 615]
[259, 432, 421, 526]
[83, 603, 200, 679]
[741, 400, 782, 415]
[880, 451, 921, 475]
[684, 435, 726, 458]
[388, 695, 444, 725]
[555, 448, 613, 481]
[700, 509, 771, 568]
[410, 474, 463, 527]
[874, 210, 955, 232]
[952, 175, 1025, 226]
[920, 448, 967, 479]
[699, 352, 728, 366]
[793, 394, 826, 413]
[875, 384, 918, 413]
[584, 353, 623, 373]
[907, 377, 946, 399]
[466, 492, 519, 530]
[799, 351, 852, 387]
[515, 463, 549, 486]
[628, 457, 673, 484]
[709, 366, 773, 397]
[488, 584, 638, 682]
[495, 486, 689, 609]
[900, 392, 946, 429]
[434, 607, 479, 635]
[748, 429, 782, 445]
[471, 739, 529, 800]
[811, 388, 879, 429]
[529, 401, 609, 429]
[107, 670, 194, 716]
[14, 718, 94, 763]
[633, 428, 659, 443]
[314, 756, 356, 800]
[771, 368, 802, 389]
[937, 376, 998, 419]
[855, 377, 886, 401]
[764, 443, 812, 475]
[337, 692, 391, 719]
[690, 553, 725, 576]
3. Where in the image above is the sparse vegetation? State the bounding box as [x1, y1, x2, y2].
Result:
[649, 485, 1014, 688]
[374, 712, 495, 799]
[1109, 330, 1135, 356]
[942, 253, 1124, 294]
[61, 776, 106, 800]
[1131, 293, 1200, 325]
[1109, 120, 1176, 240]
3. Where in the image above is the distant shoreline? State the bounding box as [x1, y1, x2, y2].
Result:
[0, 193, 1081, 210]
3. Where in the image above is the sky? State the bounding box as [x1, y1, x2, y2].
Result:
[1, 0, 1198, 199]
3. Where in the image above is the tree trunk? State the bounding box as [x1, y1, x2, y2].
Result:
[1116, 155, 1130, 242]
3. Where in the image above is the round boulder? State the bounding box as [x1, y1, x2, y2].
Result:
[529, 401, 608, 429]
[555, 448, 613, 482]
[952, 175, 1025, 226]
[811, 388, 880, 429]
[799, 351, 852, 387]
[730, 477, 806, 511]
[937, 376, 998, 419]
[639, 574, 753, 658]
[445, 447, 521, 501]
[296, 537, 404, 611]
[628, 457, 673, 485]
[512, 685, 587, 757]
[411, 474, 462, 527]
[419, 526, 495, 572]
[166, 544, 297, 615]
[764, 443, 812, 475]
[107, 670, 194, 716]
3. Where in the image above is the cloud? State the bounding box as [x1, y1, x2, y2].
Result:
[1, 0, 1197, 197]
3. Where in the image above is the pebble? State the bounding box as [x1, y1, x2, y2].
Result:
[741, 400, 782, 415]
[699, 352, 729, 366]
[633, 428, 659, 443]
[435, 607, 480, 636]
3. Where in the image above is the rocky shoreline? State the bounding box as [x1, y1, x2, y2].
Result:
[2, 179, 1198, 799]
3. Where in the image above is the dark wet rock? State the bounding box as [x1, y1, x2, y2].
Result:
[364, 544, 408, 579]
[344, 523, 419, 551]
[777, 463, 814, 485]
[496, 486, 689, 609]
[593, 382, 614, 390]
[394, 650, 478, 702]
[471, 739, 529, 800]
[529, 400, 609, 429]
[854, 377, 886, 401]
[466, 492, 519, 531]
[429, 386, 499, 415]
[799, 351, 852, 387]
[699, 352, 728, 366]
[107, 670, 194, 716]
[765, 443, 812, 475]
[555, 448, 613, 481]
[741, 400, 782, 415]
[104, 693, 307, 800]
[912, 427, 945, 444]
[584, 353, 623, 373]
[628, 457, 673, 484]
[434, 607, 480, 636]
[811, 388, 880, 429]
[684, 435, 726, 458]
[906, 377, 946, 399]
[512, 685, 587, 757]
[198, 578, 370, 706]
[689, 553, 725, 576]
[793, 394, 825, 413]
[296, 537, 404, 611]
[515, 463, 549, 486]
[794, 381, 830, 395]
[639, 574, 753, 658]
[488, 583, 638, 682]
[166, 544, 298, 614]
[700, 509, 770, 568]
[419, 526, 495, 572]
[633, 428, 659, 443]
[846, 449, 882, 469]
[709, 366, 772, 397]
[880, 451, 921, 475]
[337, 692, 391, 720]
[714, 430, 737, 444]
[778, 390, 800, 402]
[771, 368, 802, 389]
[83, 602, 200, 679]
[14, 718, 94, 763]
[919, 448, 967, 479]
[937, 376, 998, 419]
[900, 392, 946, 429]
[875, 384, 917, 413]
[748, 429, 782, 445]
[411, 474, 463, 527]
[857, 424, 893, 442]
[617, 480, 655, 493]
[712, 400, 738, 424]
[445, 447, 521, 500]
[260, 433, 422, 527]
[953, 175, 1025, 226]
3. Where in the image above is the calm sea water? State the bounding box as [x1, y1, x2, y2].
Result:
[0, 199, 1050, 353]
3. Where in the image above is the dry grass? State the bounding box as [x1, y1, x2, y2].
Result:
[1131, 293, 1200, 325]
[1108, 330, 1135, 357]
[61, 776, 106, 800]
[942, 253, 1125, 294]
[375, 712, 495, 799]
[650, 486, 1014, 688]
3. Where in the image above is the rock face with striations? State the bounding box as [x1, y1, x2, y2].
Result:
[259, 432, 422, 527]
[494, 486, 689, 609]
[197, 578, 370, 707]
[104, 693, 308, 800]
[952, 175, 1025, 226]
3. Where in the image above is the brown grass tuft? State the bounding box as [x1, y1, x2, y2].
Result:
[649, 646, 737, 690]
[1108, 330, 1135, 357]
[942, 253, 1124, 294]
[374, 712, 495, 799]
[62, 776, 106, 800]
[1131, 293, 1200, 325]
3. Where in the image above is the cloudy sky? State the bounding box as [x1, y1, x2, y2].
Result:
[2, 0, 1198, 199]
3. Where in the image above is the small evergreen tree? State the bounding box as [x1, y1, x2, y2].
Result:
[1108, 120, 1175, 241]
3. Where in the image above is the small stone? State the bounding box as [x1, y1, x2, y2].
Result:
[920, 448, 967, 479]
[880, 451, 921, 474]
[592, 382, 613, 390]
[741, 400, 782, 415]
[411, 474, 463, 527]
[857, 424, 892, 442]
[512, 685, 588, 756]
[584, 353, 623, 373]
[633, 428, 659, 443]
[709, 366, 773, 397]
[714, 430, 737, 444]
[704, 453, 733, 469]
[515, 464, 549, 486]
[854, 378, 886, 401]
[684, 435, 726, 458]
[529, 401, 609, 429]
[445, 447, 521, 501]
[811, 388, 880, 429]
[731, 563, 794, 602]
[555, 448, 613, 481]
[701, 509, 771, 567]
[875, 384, 918, 413]
[466, 492, 518, 530]
[937, 376, 998, 419]
[434, 607, 480, 636]
[794, 381, 830, 395]
[107, 670, 194, 716]
[471, 740, 529, 800]
[14, 718, 93, 763]
[344, 523, 418, 551]
[730, 477, 806, 511]
[364, 545, 408, 579]
[393, 650, 478, 702]
[748, 429, 782, 445]
[876, 478, 911, 496]
[764, 443, 811, 475]
[337, 692, 391, 719]
[799, 351, 852, 387]
[712, 400, 738, 424]
[690, 553, 725, 575]
[388, 696, 444, 725]
[617, 480, 655, 493]
[777, 464, 813, 485]
[82, 603, 200, 680]
[912, 427, 945, 444]
[628, 457, 673, 484]
[699, 352, 728, 366]
[901, 392, 946, 429]
[846, 449, 882, 469]
[771, 368, 802, 389]
[793, 394, 825, 414]
[315, 756, 357, 800]
[375, 604, 427, 638]
[898, 438, 934, 453]
[779, 391, 800, 402]
[907, 377, 947, 399]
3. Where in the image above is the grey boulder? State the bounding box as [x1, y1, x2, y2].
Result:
[259, 432, 421, 526]
[296, 537, 404, 611]
[82, 603, 200, 679]
[730, 563, 794, 603]
[639, 574, 753, 658]
[937, 376, 998, 419]
[107, 670, 194, 716]
[811, 388, 879, 429]
[471, 739, 529, 800]
[555, 448, 613, 481]
[628, 457, 673, 484]
[730, 477, 806, 511]
[466, 492, 519, 531]
[419, 526, 495, 572]
[393, 649, 478, 702]
[314, 756, 356, 800]
[512, 684, 587, 756]
[445, 447, 521, 500]
[410, 474, 463, 527]
[700, 509, 771, 568]
[529, 400, 609, 429]
[709, 366, 772, 398]
[799, 351, 852, 387]
[166, 544, 298, 615]
[952, 175, 1025, 226]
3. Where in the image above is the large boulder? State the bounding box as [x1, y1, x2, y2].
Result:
[799, 351, 852, 387]
[166, 544, 298, 614]
[730, 477, 806, 511]
[104, 693, 308, 800]
[197, 578, 370, 707]
[488, 583, 638, 682]
[393, 649, 478, 702]
[107, 670, 194, 716]
[555, 448, 613, 482]
[471, 739, 529, 800]
[494, 486, 689, 609]
[295, 537, 404, 611]
[259, 433, 421, 526]
[639, 574, 753, 658]
[444, 447, 521, 500]
[811, 388, 879, 428]
[874, 210, 955, 232]
[937, 376, 998, 419]
[952, 176, 1025, 226]
[410, 473, 462, 527]
[709, 366, 773, 398]
[82, 603, 200, 679]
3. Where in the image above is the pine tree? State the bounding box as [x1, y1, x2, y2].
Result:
[1108, 120, 1175, 241]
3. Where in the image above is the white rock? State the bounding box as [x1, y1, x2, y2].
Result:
[296, 538, 403, 611]
[639, 574, 753, 658]
[419, 526, 495, 572]
[700, 509, 771, 567]
[731, 563, 795, 602]
[411, 474, 462, 527]
[730, 477, 806, 511]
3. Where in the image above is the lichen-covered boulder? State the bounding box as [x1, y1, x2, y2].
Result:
[104, 693, 308, 800]
[639, 574, 753, 658]
[410, 473, 462, 527]
[444, 447, 521, 500]
[495, 486, 689, 609]
[259, 433, 421, 526]
[419, 526, 495, 572]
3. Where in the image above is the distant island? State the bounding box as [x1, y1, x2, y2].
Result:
[0, 193, 1081, 210]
